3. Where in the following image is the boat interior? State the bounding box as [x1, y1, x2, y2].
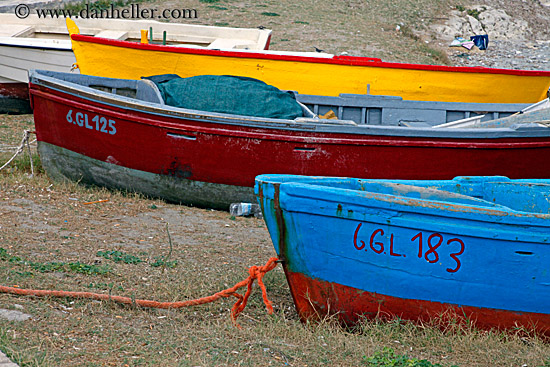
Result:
[257, 174, 550, 214]
[32, 70, 550, 129]
[0, 14, 271, 49]
[356, 178, 550, 214]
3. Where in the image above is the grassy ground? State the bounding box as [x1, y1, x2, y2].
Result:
[1, 120, 550, 367]
[1, 0, 550, 365]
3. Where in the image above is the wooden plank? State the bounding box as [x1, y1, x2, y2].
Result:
[207, 38, 254, 49]
[0, 25, 33, 37]
[94, 30, 128, 40]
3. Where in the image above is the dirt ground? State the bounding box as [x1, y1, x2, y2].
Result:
[0, 119, 293, 366]
[2, 117, 549, 366]
[0, 114, 278, 295]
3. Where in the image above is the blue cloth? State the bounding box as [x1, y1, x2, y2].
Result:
[470, 35, 489, 50]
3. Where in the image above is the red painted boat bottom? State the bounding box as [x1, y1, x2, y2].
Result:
[0, 83, 31, 114]
[285, 269, 550, 336]
[0, 83, 29, 100]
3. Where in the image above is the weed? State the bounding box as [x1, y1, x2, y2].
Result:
[0, 248, 21, 263]
[0, 247, 109, 275]
[466, 8, 481, 19]
[159, 224, 175, 273]
[29, 261, 109, 275]
[13, 271, 34, 278]
[149, 256, 178, 268]
[67, 262, 109, 275]
[97, 250, 143, 265]
[261, 12, 280, 16]
[362, 347, 456, 366]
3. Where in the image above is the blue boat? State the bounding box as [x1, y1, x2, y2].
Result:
[255, 175, 550, 335]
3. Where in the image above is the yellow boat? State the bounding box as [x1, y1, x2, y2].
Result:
[67, 19, 550, 104]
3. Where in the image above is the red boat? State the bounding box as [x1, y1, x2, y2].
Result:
[29, 70, 550, 209]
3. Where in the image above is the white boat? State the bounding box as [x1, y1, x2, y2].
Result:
[0, 13, 272, 113]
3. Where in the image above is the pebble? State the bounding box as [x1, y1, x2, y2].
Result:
[449, 39, 550, 71]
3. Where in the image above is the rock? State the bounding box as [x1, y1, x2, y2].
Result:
[476, 7, 531, 40]
[431, 5, 531, 41]
[0, 309, 31, 322]
[0, 351, 19, 367]
[430, 10, 465, 41]
[465, 14, 485, 35]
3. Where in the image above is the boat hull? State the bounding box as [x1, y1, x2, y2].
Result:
[285, 270, 550, 334]
[70, 34, 550, 104]
[37, 141, 255, 208]
[0, 82, 31, 114]
[255, 175, 550, 336]
[29, 71, 550, 208]
[0, 43, 75, 113]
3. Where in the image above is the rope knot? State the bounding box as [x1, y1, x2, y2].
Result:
[229, 257, 278, 328]
[249, 265, 260, 277]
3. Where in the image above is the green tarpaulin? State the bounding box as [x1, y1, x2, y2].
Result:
[145, 74, 304, 120]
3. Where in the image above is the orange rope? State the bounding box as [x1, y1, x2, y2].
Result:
[0, 257, 279, 328]
[82, 199, 109, 205]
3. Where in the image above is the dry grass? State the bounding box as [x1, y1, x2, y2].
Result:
[1, 112, 550, 366]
